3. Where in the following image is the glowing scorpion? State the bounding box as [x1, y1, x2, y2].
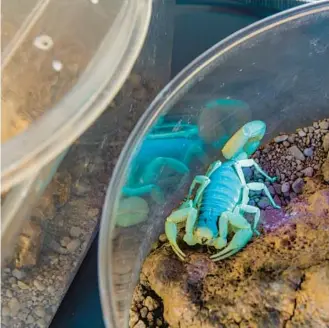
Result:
[165, 120, 281, 261]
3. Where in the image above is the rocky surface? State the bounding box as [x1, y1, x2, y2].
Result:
[130, 119, 329, 328]
[137, 181, 329, 328]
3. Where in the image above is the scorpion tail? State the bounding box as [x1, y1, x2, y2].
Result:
[222, 120, 266, 160]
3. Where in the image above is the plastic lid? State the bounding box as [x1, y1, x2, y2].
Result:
[1, 0, 152, 191]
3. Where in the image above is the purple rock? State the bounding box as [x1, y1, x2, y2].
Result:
[273, 183, 282, 195]
[303, 148, 313, 157]
[281, 182, 290, 193]
[268, 185, 275, 196]
[302, 167, 314, 177]
[258, 197, 271, 209]
[292, 178, 305, 194]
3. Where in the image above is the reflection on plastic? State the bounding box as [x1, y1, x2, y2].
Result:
[118, 98, 251, 227]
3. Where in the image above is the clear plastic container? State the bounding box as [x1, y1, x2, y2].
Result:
[98, 2, 329, 327]
[1, 0, 152, 191]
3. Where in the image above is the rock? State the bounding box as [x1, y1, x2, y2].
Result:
[288, 145, 305, 161]
[33, 280, 46, 291]
[322, 159, 329, 182]
[134, 320, 147, 328]
[243, 167, 253, 181]
[281, 182, 290, 193]
[60, 237, 71, 247]
[140, 188, 329, 328]
[36, 318, 46, 328]
[47, 286, 55, 294]
[69, 226, 82, 238]
[12, 269, 26, 280]
[15, 221, 43, 269]
[302, 167, 314, 177]
[292, 178, 305, 194]
[288, 264, 329, 327]
[257, 197, 271, 209]
[66, 239, 81, 252]
[159, 234, 167, 243]
[17, 281, 30, 290]
[268, 185, 275, 196]
[303, 147, 313, 157]
[35, 306, 46, 318]
[8, 277, 16, 284]
[147, 312, 154, 322]
[144, 296, 159, 311]
[73, 180, 90, 196]
[8, 298, 20, 316]
[274, 135, 288, 143]
[6, 290, 13, 298]
[140, 307, 148, 318]
[87, 208, 100, 218]
[319, 121, 329, 130]
[48, 239, 69, 254]
[26, 315, 35, 324]
[129, 310, 139, 327]
[273, 183, 282, 195]
[273, 195, 282, 207]
[298, 130, 306, 137]
[2, 306, 10, 317]
[323, 133, 329, 152]
[283, 141, 290, 147]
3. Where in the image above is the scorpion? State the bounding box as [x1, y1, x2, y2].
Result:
[165, 120, 281, 261]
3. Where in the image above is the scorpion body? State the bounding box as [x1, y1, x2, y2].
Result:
[197, 161, 242, 235]
[165, 120, 281, 261]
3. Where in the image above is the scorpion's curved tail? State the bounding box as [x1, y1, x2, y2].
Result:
[221, 120, 266, 160]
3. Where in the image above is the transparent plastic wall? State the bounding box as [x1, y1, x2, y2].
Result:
[99, 2, 329, 328]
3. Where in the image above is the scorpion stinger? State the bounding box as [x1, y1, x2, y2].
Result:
[222, 120, 266, 160]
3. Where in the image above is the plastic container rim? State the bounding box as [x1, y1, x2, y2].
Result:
[1, 0, 153, 192]
[98, 1, 329, 327]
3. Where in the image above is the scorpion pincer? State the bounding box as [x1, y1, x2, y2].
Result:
[165, 120, 281, 262]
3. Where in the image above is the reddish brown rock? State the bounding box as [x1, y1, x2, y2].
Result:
[139, 186, 329, 328]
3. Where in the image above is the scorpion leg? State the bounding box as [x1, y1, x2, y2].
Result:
[211, 211, 251, 254]
[211, 212, 253, 261]
[236, 159, 277, 183]
[165, 203, 197, 260]
[247, 182, 281, 209]
[206, 160, 222, 177]
[187, 175, 211, 206]
[238, 204, 261, 235]
[211, 229, 253, 261]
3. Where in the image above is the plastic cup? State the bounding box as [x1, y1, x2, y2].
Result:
[98, 2, 329, 327]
